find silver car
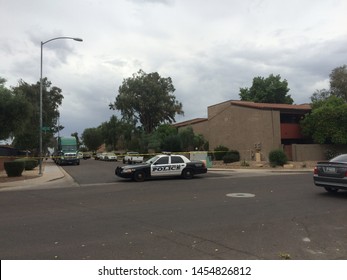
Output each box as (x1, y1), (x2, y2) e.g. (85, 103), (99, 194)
(313, 154), (347, 193)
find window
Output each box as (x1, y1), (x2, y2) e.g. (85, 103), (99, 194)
(154, 156), (169, 165)
(171, 156), (184, 164)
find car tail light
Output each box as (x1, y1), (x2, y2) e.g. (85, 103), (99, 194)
(314, 166), (318, 175)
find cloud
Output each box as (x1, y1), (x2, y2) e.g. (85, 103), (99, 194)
(127, 0), (172, 4)
(1, 0), (347, 137)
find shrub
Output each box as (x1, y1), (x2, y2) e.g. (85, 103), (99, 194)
(4, 161), (25, 177)
(14, 158), (38, 170)
(214, 145), (229, 160)
(269, 149), (288, 167)
(223, 150), (240, 163)
(324, 149), (340, 160)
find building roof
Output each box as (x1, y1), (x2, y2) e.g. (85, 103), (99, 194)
(229, 100), (311, 111)
(175, 100), (311, 128)
(173, 118), (208, 128)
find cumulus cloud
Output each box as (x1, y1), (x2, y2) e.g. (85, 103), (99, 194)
(1, 0), (347, 136)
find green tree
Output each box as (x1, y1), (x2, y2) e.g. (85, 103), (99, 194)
(0, 78), (31, 140)
(300, 96), (347, 144)
(178, 127), (195, 151)
(194, 134), (207, 151)
(110, 69), (184, 133)
(329, 64), (347, 101)
(147, 124), (177, 152)
(71, 132), (81, 149)
(99, 115), (123, 151)
(239, 74), (293, 104)
(161, 134), (182, 152)
(11, 78), (63, 152)
(81, 127), (103, 151)
(301, 65), (347, 144)
(310, 89), (331, 104)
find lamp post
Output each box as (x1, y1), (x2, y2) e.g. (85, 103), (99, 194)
(39, 36), (83, 175)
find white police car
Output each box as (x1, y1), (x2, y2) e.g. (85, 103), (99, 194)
(115, 153), (207, 182)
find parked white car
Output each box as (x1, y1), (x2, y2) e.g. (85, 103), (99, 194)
(104, 153), (117, 161)
(123, 152), (144, 164)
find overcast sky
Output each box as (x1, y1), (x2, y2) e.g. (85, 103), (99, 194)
(1, 0), (347, 137)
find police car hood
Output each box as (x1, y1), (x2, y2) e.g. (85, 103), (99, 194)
(122, 162), (150, 169)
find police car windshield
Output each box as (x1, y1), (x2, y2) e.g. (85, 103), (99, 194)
(146, 155), (160, 164)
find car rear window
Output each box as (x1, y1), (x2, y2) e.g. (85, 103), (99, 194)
(171, 156), (184, 164)
(330, 154), (347, 163)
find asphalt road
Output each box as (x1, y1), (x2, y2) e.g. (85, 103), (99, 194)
(0, 159), (346, 260)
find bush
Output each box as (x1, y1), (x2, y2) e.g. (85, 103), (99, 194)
(269, 149), (288, 167)
(214, 145), (229, 160)
(324, 149), (340, 160)
(223, 150), (240, 163)
(14, 158), (38, 170)
(4, 161), (25, 177)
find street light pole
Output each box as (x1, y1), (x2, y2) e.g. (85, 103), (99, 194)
(39, 37), (83, 175)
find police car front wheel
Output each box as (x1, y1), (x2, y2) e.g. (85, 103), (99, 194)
(133, 171), (146, 182)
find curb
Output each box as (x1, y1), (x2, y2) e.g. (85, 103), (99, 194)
(208, 168), (313, 173)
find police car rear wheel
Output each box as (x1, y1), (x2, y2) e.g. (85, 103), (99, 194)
(182, 169), (194, 179)
(133, 171), (145, 182)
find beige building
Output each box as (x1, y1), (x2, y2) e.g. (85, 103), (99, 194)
(174, 100), (311, 161)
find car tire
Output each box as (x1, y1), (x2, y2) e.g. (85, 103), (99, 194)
(133, 171), (146, 182)
(182, 168), (194, 179)
(324, 187), (339, 193)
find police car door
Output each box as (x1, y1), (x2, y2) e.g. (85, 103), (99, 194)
(151, 156), (170, 177)
(170, 155), (186, 176)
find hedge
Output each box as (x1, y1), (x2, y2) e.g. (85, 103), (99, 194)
(4, 161), (25, 177)
(223, 150), (240, 163)
(14, 158), (38, 170)
(213, 145), (229, 160)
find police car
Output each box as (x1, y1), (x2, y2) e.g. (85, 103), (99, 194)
(115, 153), (207, 182)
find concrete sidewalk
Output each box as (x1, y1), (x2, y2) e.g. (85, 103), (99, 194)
(0, 159), (67, 189)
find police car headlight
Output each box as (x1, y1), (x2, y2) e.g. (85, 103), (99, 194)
(122, 168), (135, 173)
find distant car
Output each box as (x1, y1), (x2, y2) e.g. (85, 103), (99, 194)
(123, 151), (144, 164)
(105, 153), (117, 161)
(82, 152), (92, 159)
(94, 153), (102, 160)
(56, 151), (80, 166)
(313, 154), (347, 193)
(115, 153), (207, 182)
(98, 153), (108, 160)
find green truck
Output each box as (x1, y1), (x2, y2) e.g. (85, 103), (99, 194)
(55, 137), (80, 165)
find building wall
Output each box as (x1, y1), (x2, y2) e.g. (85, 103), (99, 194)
(292, 144), (347, 161)
(207, 101), (231, 119)
(175, 101), (319, 162)
(207, 103), (282, 160)
(177, 119), (209, 137)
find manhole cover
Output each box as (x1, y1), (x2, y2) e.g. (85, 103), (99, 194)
(226, 193), (255, 198)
